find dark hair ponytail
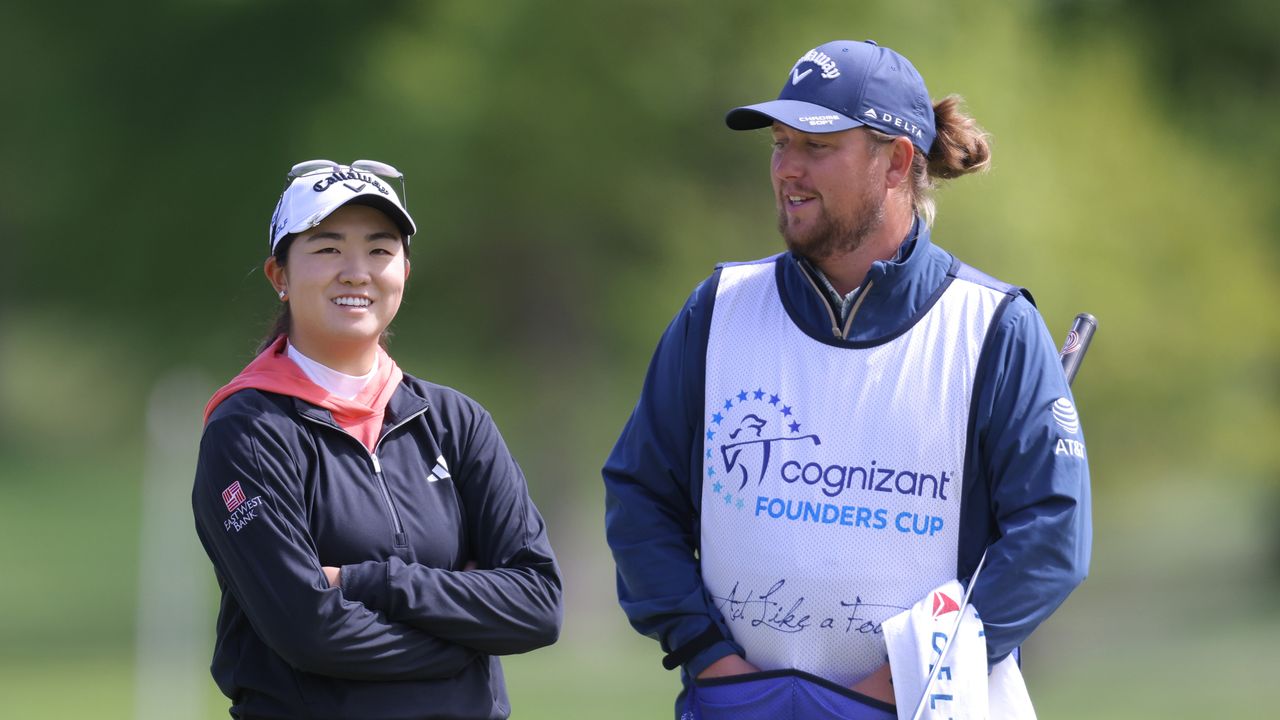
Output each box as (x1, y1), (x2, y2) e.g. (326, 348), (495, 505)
(257, 234), (296, 354)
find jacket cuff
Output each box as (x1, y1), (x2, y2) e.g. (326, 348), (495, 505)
(340, 560), (389, 614)
(662, 623), (740, 676)
(683, 640), (740, 678)
(662, 624), (723, 670)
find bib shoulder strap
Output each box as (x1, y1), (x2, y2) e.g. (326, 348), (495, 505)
(951, 259), (1035, 307)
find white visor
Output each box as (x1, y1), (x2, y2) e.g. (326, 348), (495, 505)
(268, 165), (416, 251)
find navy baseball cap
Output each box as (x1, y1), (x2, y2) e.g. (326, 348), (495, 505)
(726, 40), (936, 153)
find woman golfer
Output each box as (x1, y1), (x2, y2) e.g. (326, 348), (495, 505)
(192, 159), (562, 719)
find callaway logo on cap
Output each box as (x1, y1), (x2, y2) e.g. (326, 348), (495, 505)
(725, 39), (937, 154)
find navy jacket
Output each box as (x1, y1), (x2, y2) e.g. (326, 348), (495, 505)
(193, 375), (562, 720)
(603, 221), (1091, 683)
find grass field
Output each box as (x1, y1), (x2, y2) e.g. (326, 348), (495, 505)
(1, 450), (1272, 718)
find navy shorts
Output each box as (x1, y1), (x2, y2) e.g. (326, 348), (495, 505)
(687, 669), (896, 720)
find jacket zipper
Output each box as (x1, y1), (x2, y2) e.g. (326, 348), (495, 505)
(300, 407), (431, 548)
(797, 267), (875, 340)
(369, 453), (407, 547)
(798, 267), (843, 337)
(841, 279), (873, 338)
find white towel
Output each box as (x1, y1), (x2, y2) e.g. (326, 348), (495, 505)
(882, 580), (1036, 720)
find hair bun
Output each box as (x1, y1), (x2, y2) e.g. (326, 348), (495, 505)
(926, 95), (991, 180)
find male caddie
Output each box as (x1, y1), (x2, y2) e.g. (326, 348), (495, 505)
(603, 39), (1091, 719)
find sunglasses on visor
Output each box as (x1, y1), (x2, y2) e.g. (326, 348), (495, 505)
(285, 158), (408, 209)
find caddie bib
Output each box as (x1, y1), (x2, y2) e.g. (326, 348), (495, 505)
(700, 258), (1005, 687)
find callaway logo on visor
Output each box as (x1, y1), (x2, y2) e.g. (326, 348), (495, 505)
(310, 169), (391, 196)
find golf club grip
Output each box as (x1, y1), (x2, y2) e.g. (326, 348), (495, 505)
(1059, 313), (1097, 386)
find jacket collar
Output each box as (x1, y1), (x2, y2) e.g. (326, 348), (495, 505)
(776, 217), (956, 346)
(293, 380), (431, 434)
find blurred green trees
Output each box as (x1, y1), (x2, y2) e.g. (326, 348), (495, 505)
(5, 0), (1277, 490)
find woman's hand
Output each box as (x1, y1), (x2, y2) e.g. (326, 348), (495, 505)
(695, 654), (760, 680)
(323, 566), (341, 588)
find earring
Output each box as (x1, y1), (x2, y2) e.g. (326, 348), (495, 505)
(278, 288), (287, 300)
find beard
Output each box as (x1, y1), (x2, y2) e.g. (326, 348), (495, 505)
(777, 182), (885, 262)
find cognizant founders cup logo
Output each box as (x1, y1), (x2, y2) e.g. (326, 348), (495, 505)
(705, 385), (953, 538)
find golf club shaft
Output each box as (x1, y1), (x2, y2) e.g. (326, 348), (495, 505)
(909, 311), (1097, 720)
